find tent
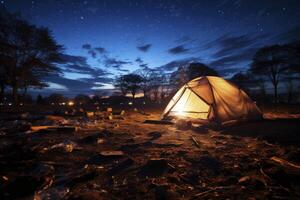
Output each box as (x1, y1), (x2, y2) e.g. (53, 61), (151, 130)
(162, 76), (262, 123)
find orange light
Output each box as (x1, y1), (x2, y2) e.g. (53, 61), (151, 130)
(68, 101), (74, 106)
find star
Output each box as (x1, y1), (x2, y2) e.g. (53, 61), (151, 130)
(80, 16), (84, 20)
(217, 10), (225, 15)
(1, 0), (5, 4)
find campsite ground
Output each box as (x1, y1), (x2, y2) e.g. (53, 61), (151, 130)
(1, 105), (300, 199)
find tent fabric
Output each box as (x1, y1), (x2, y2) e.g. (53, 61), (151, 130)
(162, 76), (262, 123)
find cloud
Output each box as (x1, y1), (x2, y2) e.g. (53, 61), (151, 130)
(137, 44), (152, 52)
(209, 47), (257, 68)
(168, 45), (189, 54)
(60, 54), (110, 76)
(82, 43), (92, 49)
(175, 35), (192, 44)
(88, 50), (97, 58)
(135, 57), (143, 64)
(104, 58), (131, 67)
(82, 44), (108, 58)
(95, 47), (107, 54)
(203, 33), (270, 72)
(60, 54), (87, 66)
(44, 75), (96, 95)
(135, 57), (149, 68)
(157, 57), (200, 72)
(56, 54), (113, 95)
(212, 35), (253, 57)
(139, 63), (148, 68)
(203, 34), (269, 58)
(103, 56), (132, 72)
(217, 67), (245, 77)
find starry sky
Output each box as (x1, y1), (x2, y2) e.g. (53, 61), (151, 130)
(2, 0), (300, 96)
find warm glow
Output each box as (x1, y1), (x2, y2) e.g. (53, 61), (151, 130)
(176, 110), (185, 116)
(68, 101), (74, 106)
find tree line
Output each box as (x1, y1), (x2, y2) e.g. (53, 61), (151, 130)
(115, 43), (300, 103)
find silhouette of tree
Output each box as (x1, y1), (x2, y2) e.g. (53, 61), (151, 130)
(251, 44), (300, 102)
(46, 93), (67, 105)
(74, 94), (91, 105)
(170, 63), (218, 88)
(230, 72), (254, 92)
(0, 65), (7, 102)
(115, 74), (142, 99)
(136, 68), (153, 99)
(36, 94), (44, 105)
(0, 9), (63, 104)
(186, 63), (218, 80)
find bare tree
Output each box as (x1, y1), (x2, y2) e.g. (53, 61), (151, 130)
(251, 44), (299, 102)
(136, 68), (153, 99)
(114, 74), (142, 99)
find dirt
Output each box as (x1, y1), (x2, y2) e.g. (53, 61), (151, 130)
(0, 109), (300, 199)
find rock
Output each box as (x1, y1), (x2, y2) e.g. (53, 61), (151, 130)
(238, 175), (266, 190)
(286, 149), (300, 164)
(175, 119), (192, 130)
(106, 158), (134, 176)
(148, 131), (162, 140)
(34, 187), (70, 200)
(2, 120), (32, 134)
(79, 132), (103, 144)
(100, 150), (124, 157)
(186, 155), (220, 174)
(86, 151), (125, 165)
(2, 176), (46, 199)
(152, 185), (181, 200)
(69, 190), (103, 200)
(33, 126), (76, 133)
(54, 170), (97, 187)
(48, 140), (78, 153)
(138, 159), (174, 178)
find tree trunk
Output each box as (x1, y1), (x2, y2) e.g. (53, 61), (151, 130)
(23, 86), (27, 96)
(274, 82), (278, 103)
(0, 83), (4, 102)
(12, 82), (18, 105)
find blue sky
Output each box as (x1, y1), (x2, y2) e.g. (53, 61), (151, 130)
(2, 0), (300, 96)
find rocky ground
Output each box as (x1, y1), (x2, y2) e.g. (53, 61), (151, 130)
(0, 109), (300, 199)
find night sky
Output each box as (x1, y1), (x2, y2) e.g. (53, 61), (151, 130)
(2, 0), (300, 96)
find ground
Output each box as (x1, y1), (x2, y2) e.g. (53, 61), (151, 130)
(0, 107), (300, 199)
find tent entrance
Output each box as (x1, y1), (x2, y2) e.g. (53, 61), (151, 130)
(168, 88), (210, 119)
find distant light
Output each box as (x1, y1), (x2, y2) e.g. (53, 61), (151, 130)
(128, 102), (133, 105)
(143, 101), (146, 104)
(8, 103), (12, 106)
(68, 101), (74, 106)
(20, 103), (23, 106)
(62, 102), (66, 106)
(51, 102), (55, 105)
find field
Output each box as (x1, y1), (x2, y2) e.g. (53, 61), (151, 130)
(0, 105), (300, 199)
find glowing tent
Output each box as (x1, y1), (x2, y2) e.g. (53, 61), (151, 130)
(162, 76), (262, 123)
